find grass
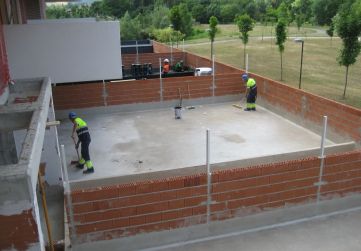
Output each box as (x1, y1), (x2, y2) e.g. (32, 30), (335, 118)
(184, 24), (361, 108)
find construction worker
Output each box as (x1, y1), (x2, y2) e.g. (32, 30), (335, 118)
(69, 112), (94, 174)
(242, 73), (257, 111)
(162, 58), (170, 76)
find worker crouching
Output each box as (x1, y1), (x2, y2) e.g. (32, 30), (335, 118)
(69, 112), (95, 174)
(242, 73), (257, 111)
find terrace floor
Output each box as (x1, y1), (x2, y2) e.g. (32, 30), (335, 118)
(58, 102), (335, 182)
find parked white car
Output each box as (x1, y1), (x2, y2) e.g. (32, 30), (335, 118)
(195, 67), (212, 76)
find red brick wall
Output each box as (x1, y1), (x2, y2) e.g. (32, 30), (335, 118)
(52, 73), (243, 110)
(0, 209), (39, 251)
(69, 150), (361, 243)
(0, 25), (10, 95)
(254, 76), (361, 143)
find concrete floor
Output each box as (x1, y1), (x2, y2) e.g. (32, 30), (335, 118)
(58, 102), (334, 181)
(149, 209), (361, 251)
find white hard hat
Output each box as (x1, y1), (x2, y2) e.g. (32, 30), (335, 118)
(164, 59), (169, 63)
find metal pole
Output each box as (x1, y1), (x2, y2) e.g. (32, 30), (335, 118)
(170, 39), (173, 66)
(212, 55), (215, 97)
(159, 58), (163, 102)
(61, 144), (77, 242)
(136, 40), (139, 64)
(316, 116), (328, 203)
(206, 129), (211, 223)
(298, 41), (304, 89)
(182, 39), (185, 52)
(245, 54), (248, 73)
(38, 172), (55, 251)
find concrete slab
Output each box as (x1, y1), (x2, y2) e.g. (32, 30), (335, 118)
(58, 102), (336, 182)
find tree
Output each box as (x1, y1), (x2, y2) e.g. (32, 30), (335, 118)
(326, 21), (334, 45)
(169, 4), (192, 37)
(275, 20), (287, 81)
(235, 14), (255, 68)
(208, 16), (218, 60)
(120, 11), (142, 40)
(292, 0), (312, 30)
(312, 0), (343, 26)
(334, 0), (361, 98)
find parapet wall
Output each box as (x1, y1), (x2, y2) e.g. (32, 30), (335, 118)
(255, 76), (361, 144)
(53, 73), (243, 110)
(70, 150), (361, 244)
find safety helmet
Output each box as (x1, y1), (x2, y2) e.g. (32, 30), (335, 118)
(68, 112), (77, 119)
(242, 73), (249, 81)
(164, 58), (169, 63)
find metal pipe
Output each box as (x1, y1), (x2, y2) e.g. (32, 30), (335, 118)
(316, 116), (328, 203)
(136, 40), (139, 64)
(206, 129), (211, 223)
(170, 38), (173, 66)
(182, 39), (185, 52)
(61, 144), (77, 242)
(212, 55), (215, 97)
(159, 58), (163, 102)
(299, 41), (304, 89)
(246, 54), (249, 73)
(38, 172), (55, 251)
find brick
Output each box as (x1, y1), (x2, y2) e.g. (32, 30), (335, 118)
(168, 177), (184, 189)
(129, 193), (161, 205)
(118, 183), (136, 197)
(168, 199), (184, 210)
(146, 213), (163, 223)
(129, 215), (146, 226)
(162, 210), (179, 221)
(178, 208), (193, 218)
(160, 191), (178, 201)
(136, 201), (168, 214)
(184, 196), (207, 207)
(176, 187), (193, 198)
(193, 206), (207, 215)
(112, 218), (129, 228)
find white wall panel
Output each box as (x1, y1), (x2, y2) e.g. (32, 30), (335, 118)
(4, 21), (122, 83)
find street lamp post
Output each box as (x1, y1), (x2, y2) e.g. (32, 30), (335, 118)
(294, 38), (304, 89)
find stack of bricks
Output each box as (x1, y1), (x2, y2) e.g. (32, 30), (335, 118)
(69, 150), (361, 243)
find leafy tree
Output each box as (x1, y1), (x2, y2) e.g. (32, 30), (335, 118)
(220, 4), (238, 23)
(207, 1), (221, 20)
(191, 3), (208, 23)
(151, 4), (171, 29)
(275, 20), (287, 80)
(235, 14), (255, 68)
(120, 11), (142, 40)
(169, 4), (192, 37)
(326, 20), (334, 45)
(208, 16), (218, 60)
(277, 2), (291, 25)
(152, 27), (185, 44)
(312, 0), (342, 26)
(292, 0), (312, 30)
(334, 0), (361, 98)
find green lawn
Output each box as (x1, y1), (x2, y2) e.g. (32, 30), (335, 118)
(185, 25), (361, 108)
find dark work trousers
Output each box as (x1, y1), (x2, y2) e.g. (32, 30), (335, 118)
(81, 139), (91, 162)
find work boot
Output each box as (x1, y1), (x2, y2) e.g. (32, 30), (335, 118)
(251, 108), (256, 111)
(75, 163), (84, 169)
(244, 108), (252, 111)
(83, 167), (95, 174)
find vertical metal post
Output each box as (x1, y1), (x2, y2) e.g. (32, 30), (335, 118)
(182, 39), (185, 52)
(170, 39), (173, 66)
(136, 40), (139, 64)
(212, 55), (215, 97)
(60, 144), (77, 242)
(159, 58), (163, 102)
(38, 172), (55, 251)
(206, 129), (211, 223)
(298, 41), (304, 89)
(246, 54), (249, 73)
(316, 116), (328, 203)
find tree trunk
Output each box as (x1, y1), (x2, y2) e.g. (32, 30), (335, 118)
(211, 41), (213, 60)
(280, 52), (283, 81)
(343, 66), (349, 99)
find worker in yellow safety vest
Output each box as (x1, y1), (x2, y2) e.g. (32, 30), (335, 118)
(242, 73), (257, 111)
(69, 112), (94, 174)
